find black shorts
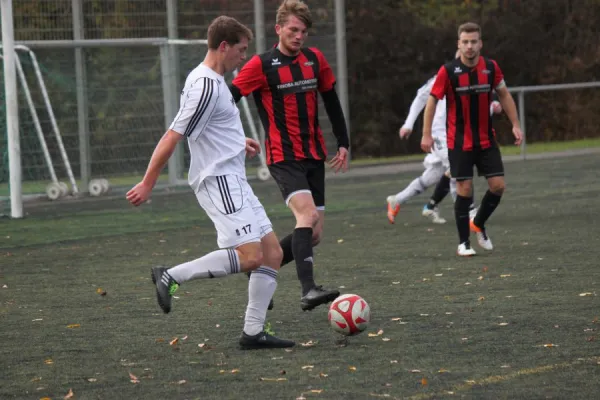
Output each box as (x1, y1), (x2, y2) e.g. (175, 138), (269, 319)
(268, 159), (325, 208)
(448, 146), (504, 181)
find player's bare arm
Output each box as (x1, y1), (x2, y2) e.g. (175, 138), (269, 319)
(399, 127), (412, 139)
(126, 129), (183, 206)
(495, 85), (523, 145)
(421, 96), (438, 153)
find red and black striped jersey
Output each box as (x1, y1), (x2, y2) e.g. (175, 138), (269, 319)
(231, 47), (336, 165)
(431, 56), (504, 151)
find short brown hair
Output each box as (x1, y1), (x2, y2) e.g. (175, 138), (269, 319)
(207, 16), (253, 50)
(458, 22), (481, 39)
(276, 0), (313, 29)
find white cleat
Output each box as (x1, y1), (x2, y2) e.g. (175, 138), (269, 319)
(470, 219), (493, 251)
(469, 206), (478, 220)
(475, 231), (493, 251)
(422, 205), (446, 224)
(386, 196), (400, 224)
(457, 242), (477, 257)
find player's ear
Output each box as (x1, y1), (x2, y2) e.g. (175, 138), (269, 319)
(275, 24), (282, 35)
(218, 41), (229, 53)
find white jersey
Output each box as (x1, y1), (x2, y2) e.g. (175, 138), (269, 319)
(402, 76), (447, 141)
(170, 63), (246, 190)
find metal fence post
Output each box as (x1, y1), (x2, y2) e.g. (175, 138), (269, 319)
(160, 44), (178, 185)
(166, 0), (183, 181)
(334, 0), (350, 158)
(518, 91), (526, 160)
(72, 0), (90, 192)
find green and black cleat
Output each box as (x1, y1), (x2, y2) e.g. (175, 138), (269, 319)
(151, 266), (179, 314)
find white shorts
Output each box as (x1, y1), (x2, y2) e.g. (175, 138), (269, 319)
(195, 175), (273, 249)
(424, 135), (450, 172)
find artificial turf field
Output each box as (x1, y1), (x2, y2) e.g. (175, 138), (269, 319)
(1, 154), (599, 399)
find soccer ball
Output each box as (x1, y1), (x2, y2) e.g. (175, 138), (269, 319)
(328, 294), (371, 336)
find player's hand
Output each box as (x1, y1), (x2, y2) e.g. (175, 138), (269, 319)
(512, 125), (523, 146)
(329, 147), (349, 173)
(245, 138), (261, 158)
(491, 101), (502, 114)
(126, 182), (153, 207)
(399, 127), (412, 139)
(421, 135), (433, 153)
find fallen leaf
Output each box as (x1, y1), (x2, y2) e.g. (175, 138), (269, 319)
(296, 397), (307, 400)
(464, 282), (472, 286)
(64, 388), (74, 399)
(96, 288), (107, 296)
(390, 360), (398, 364)
(500, 365), (511, 368)
(181, 335), (188, 341)
(319, 372), (328, 378)
(310, 389), (323, 393)
(482, 266), (489, 272)
(31, 377), (42, 382)
(66, 324), (81, 329)
(391, 317), (401, 321)
(259, 377), (287, 381)
(410, 369), (421, 373)
(392, 281), (401, 285)
(231, 369), (240, 373)
(44, 359), (53, 365)
(216, 324), (221, 328)
(543, 343), (558, 348)
(348, 366), (357, 371)
(421, 377), (428, 386)
(435, 273), (443, 277)
(420, 314), (429, 316)
(579, 292), (594, 297)
(32, 318), (43, 322)
(301, 365), (314, 370)
(155, 338), (165, 343)
(40, 398), (51, 400)
(169, 337), (179, 346)
(500, 274), (511, 278)
(586, 336), (596, 342)
(478, 276), (484, 281)
(478, 296), (485, 301)
(438, 368), (449, 373)
(337, 239), (344, 243)
(219, 370), (225, 374)
(87, 378), (97, 382)
(175, 380), (186, 385)
(129, 372), (140, 383)
(498, 322), (509, 326)
(382, 338), (391, 342)
(300, 340), (317, 347)
(280, 370), (287, 375)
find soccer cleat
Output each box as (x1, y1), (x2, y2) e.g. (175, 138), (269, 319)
(263, 321), (275, 336)
(457, 242), (477, 257)
(386, 196), (400, 224)
(300, 285), (340, 311)
(469, 206), (478, 220)
(470, 219), (493, 251)
(422, 205), (447, 224)
(151, 266), (179, 314)
(239, 330), (295, 350)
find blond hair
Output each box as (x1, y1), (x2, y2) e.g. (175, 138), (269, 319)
(276, 0), (313, 28)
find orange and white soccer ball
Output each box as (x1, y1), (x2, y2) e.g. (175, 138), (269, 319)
(328, 294), (371, 336)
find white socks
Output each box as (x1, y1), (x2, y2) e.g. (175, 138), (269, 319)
(243, 267), (278, 336)
(167, 248), (240, 284)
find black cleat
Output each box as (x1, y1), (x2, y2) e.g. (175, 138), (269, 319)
(268, 298), (274, 310)
(300, 285), (340, 311)
(239, 331), (295, 350)
(151, 266), (179, 314)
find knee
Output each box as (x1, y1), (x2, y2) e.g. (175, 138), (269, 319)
(240, 248), (264, 270)
(298, 208), (320, 228)
(490, 182), (505, 196)
(263, 243), (283, 269)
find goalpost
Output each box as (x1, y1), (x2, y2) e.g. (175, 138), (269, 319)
(1, 34), (269, 217)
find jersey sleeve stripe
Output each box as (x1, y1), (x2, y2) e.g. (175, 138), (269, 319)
(184, 77), (214, 138)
